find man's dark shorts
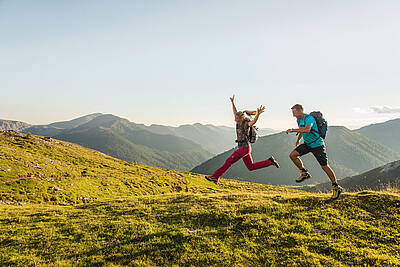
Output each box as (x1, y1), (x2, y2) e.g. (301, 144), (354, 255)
(295, 144), (328, 166)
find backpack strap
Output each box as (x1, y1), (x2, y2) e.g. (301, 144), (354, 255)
(235, 119), (250, 144)
(304, 114), (320, 137)
(303, 115), (322, 144)
(243, 119), (250, 142)
(304, 136), (321, 145)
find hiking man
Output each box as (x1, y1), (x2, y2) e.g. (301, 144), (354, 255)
(286, 104), (343, 199)
(205, 95), (279, 184)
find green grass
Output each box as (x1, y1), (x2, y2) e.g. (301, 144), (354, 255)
(1, 191), (399, 266)
(0, 131), (226, 204)
(1, 131), (400, 266)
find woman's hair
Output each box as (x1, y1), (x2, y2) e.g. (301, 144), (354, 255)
(244, 110), (257, 117)
(236, 110), (257, 119)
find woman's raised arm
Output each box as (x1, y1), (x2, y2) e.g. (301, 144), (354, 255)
(230, 95), (238, 118)
(248, 105), (265, 127)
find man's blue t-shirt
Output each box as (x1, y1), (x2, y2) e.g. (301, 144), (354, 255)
(297, 114), (325, 148)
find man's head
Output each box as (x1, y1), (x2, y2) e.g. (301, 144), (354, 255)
(291, 104), (305, 119)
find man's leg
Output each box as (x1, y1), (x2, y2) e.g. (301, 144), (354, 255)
(290, 144), (312, 182)
(289, 150), (305, 170)
(312, 147), (343, 199)
(322, 165), (343, 199)
(321, 165), (337, 184)
(311, 147), (337, 183)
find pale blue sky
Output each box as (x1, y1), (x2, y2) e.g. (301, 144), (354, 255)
(1, 0), (399, 130)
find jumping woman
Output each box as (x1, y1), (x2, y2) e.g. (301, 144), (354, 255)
(205, 95), (280, 184)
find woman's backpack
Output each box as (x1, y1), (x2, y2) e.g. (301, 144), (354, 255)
(236, 119), (258, 144)
(247, 125), (258, 143)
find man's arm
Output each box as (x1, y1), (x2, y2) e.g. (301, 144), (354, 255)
(295, 133), (302, 147)
(286, 125), (312, 134)
(287, 116), (313, 134)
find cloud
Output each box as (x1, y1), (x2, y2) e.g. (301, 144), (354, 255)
(353, 107), (372, 114)
(370, 106), (400, 114)
(354, 106), (400, 114)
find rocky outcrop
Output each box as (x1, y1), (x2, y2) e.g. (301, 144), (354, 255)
(0, 120), (30, 132)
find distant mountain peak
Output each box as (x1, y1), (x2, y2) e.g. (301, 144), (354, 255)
(48, 113), (104, 129)
(356, 117), (400, 130)
(355, 118), (400, 153)
(380, 160), (400, 173)
(0, 120), (30, 132)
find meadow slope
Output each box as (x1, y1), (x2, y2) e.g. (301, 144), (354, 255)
(1, 131), (399, 266)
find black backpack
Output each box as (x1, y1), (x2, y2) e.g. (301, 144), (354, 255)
(308, 111), (328, 139)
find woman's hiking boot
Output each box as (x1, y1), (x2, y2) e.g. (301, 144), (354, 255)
(205, 175), (219, 184)
(295, 170), (312, 183)
(331, 184), (343, 200)
(269, 156), (280, 168)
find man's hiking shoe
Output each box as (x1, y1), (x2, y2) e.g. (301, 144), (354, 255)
(295, 170), (312, 183)
(269, 156), (280, 168)
(331, 185), (343, 200)
(205, 175), (219, 184)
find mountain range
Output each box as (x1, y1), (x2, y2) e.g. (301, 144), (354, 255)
(192, 126), (400, 185)
(355, 118), (400, 153)
(0, 113), (277, 171)
(5, 114), (277, 154)
(2, 114), (399, 184)
(135, 123), (277, 154)
(26, 114), (213, 171)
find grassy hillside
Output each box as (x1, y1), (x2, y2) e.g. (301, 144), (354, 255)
(192, 126), (400, 185)
(1, 131), (400, 265)
(1, 191), (399, 265)
(0, 131), (220, 204)
(305, 160), (400, 193)
(356, 118), (400, 153)
(54, 126), (209, 172)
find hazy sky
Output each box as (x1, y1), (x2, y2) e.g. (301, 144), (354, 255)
(1, 0), (399, 130)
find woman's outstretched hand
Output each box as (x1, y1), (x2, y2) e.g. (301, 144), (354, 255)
(257, 105), (266, 115)
(230, 95), (235, 103)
